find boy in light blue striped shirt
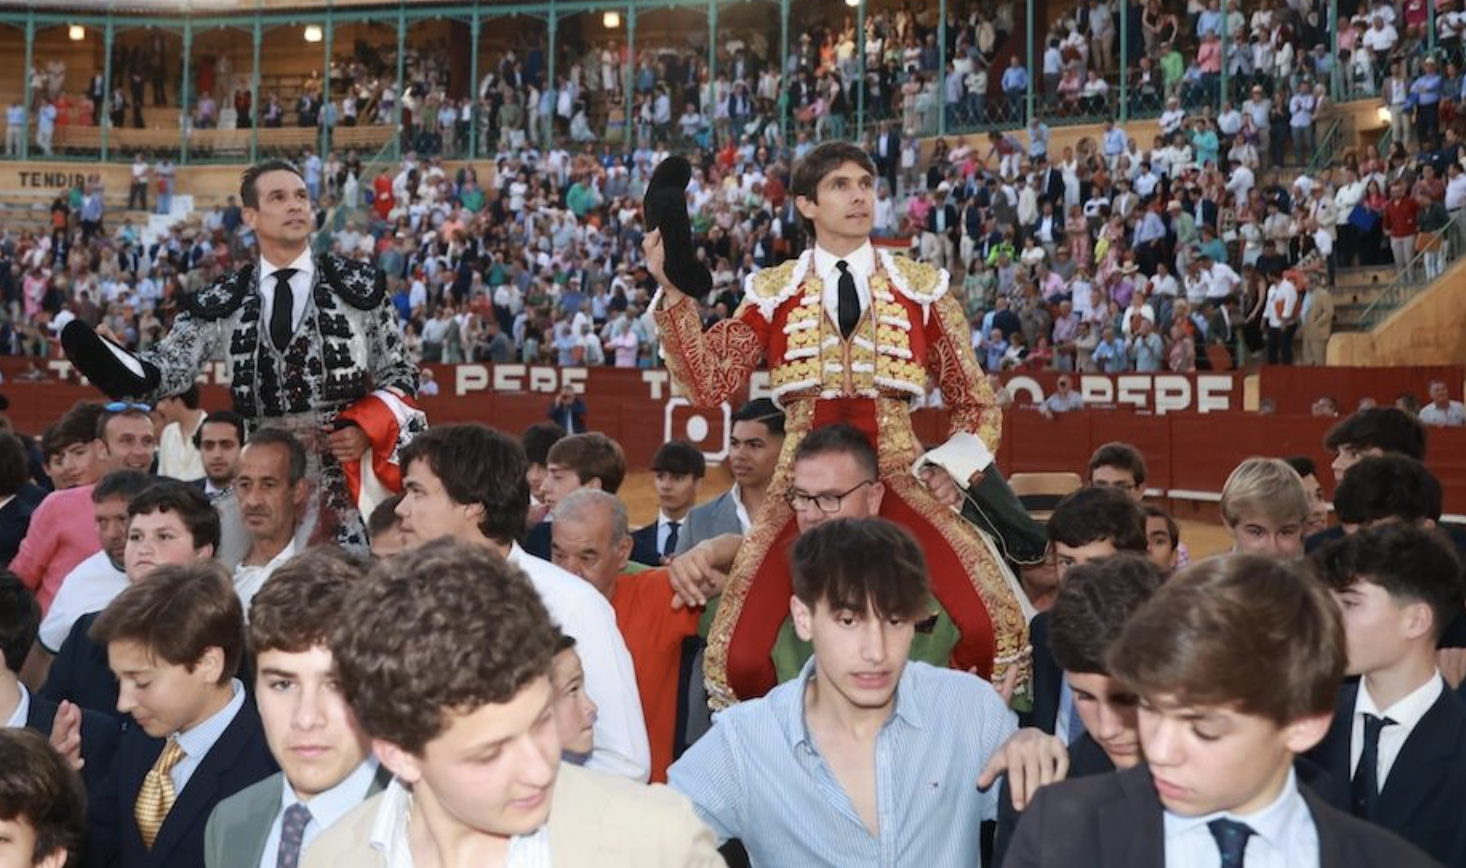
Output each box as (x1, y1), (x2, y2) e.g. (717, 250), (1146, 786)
(669, 517), (1018, 867)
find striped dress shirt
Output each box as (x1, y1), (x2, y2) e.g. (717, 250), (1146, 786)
(669, 659), (1017, 867)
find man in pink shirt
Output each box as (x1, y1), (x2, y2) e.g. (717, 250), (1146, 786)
(12, 401), (157, 612)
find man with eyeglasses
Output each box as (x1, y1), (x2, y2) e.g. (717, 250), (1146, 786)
(674, 423), (967, 683)
(60, 159), (420, 555)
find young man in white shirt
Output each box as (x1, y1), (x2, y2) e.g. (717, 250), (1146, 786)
(299, 539), (721, 867)
(1418, 379), (1466, 427)
(392, 424), (650, 781)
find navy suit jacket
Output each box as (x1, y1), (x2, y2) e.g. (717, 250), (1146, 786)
(1018, 612), (1062, 735)
(1306, 679), (1466, 868)
(40, 613), (124, 724)
(629, 522), (665, 567)
(86, 698), (278, 868)
(523, 520), (553, 560)
(25, 691), (121, 794)
(1002, 763), (1439, 868)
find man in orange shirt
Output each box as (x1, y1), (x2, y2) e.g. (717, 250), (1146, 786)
(550, 488), (701, 782)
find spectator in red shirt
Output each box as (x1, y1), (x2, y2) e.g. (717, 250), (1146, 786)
(1382, 179), (1420, 279)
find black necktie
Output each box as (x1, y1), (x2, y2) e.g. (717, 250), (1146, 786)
(269, 268), (297, 352)
(663, 521), (681, 558)
(1352, 713), (1396, 818)
(836, 260), (860, 339)
(1206, 818), (1255, 868)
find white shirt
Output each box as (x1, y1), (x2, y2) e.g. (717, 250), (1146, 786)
(507, 544), (650, 781)
(233, 539), (300, 614)
(158, 415), (206, 481)
(38, 551), (127, 653)
(812, 241), (874, 328)
(1265, 280), (1299, 327)
(367, 777), (551, 868)
(1419, 400), (1466, 427)
(3, 683), (30, 729)
(258, 248), (317, 337)
(1351, 673), (1445, 787)
(1163, 769), (1319, 868)
(256, 760), (380, 868)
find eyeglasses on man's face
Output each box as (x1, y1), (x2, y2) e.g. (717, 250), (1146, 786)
(783, 480), (876, 514)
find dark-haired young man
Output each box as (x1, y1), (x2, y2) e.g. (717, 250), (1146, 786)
(994, 555), (1164, 864)
(204, 549), (386, 868)
(300, 539), (722, 866)
(631, 439), (706, 565)
(86, 561), (277, 868)
(15, 402), (157, 613)
(41, 481), (221, 721)
(1026, 486), (1148, 740)
(523, 432), (628, 560)
(193, 411), (245, 499)
(1308, 524), (1466, 867)
(648, 142), (1029, 706)
(669, 518), (1018, 866)
(1308, 408), (1432, 554)
(61, 159), (420, 554)
(674, 399), (785, 556)
(392, 424), (650, 781)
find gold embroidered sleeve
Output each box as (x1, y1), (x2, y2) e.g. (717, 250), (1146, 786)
(654, 295), (768, 409)
(926, 292), (1003, 454)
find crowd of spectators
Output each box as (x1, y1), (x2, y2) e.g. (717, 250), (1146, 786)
(5, 0), (1466, 385)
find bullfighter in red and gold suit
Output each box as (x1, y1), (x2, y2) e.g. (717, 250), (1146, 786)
(644, 142), (1032, 710)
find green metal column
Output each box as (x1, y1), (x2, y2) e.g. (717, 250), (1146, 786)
(856, 0), (865, 141)
(1119, 0), (1128, 121)
(1219, 0), (1228, 106)
(547, 7), (557, 149)
(938, 0), (947, 135)
(1428, 0), (1436, 53)
(182, 21), (194, 165)
(321, 10), (333, 160)
(1025, 0), (1034, 125)
(21, 10), (34, 160)
(250, 16), (261, 162)
(394, 7), (406, 160)
(624, 4), (636, 148)
(101, 18), (115, 160)
(1329, 0), (1340, 100)
(779, 0), (789, 143)
(469, 12), (480, 157)
(708, 2), (718, 92)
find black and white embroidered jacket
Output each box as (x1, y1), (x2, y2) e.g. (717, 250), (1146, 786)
(134, 253), (418, 418)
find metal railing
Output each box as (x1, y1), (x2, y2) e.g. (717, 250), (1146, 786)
(1306, 117), (1343, 177)
(1356, 210), (1462, 331)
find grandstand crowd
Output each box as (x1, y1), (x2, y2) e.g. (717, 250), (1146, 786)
(1, 1), (1466, 861)
(6, 0), (1466, 377)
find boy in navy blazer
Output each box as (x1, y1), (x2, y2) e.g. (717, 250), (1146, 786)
(1308, 523), (1466, 867)
(1006, 555), (1437, 868)
(85, 560), (277, 868)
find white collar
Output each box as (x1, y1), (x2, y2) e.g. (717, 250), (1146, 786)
(812, 241), (875, 286)
(1164, 767), (1308, 850)
(1357, 671), (1444, 733)
(259, 248), (315, 285)
(2, 682), (30, 729)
